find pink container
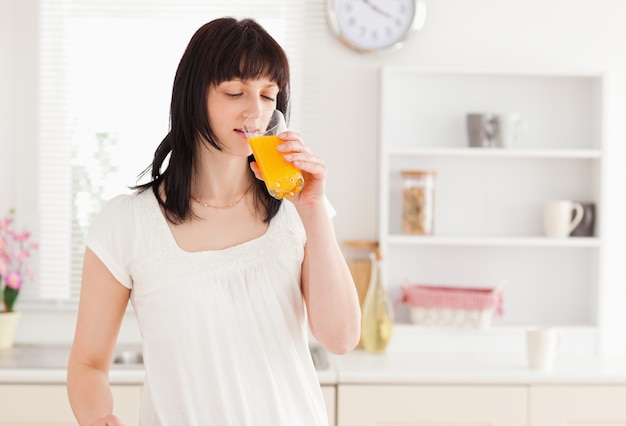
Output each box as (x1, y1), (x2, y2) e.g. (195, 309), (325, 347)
(400, 284), (503, 329)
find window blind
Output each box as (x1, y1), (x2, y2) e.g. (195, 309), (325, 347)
(34, 0), (323, 306)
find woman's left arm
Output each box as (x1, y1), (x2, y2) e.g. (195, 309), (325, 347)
(298, 201), (361, 354)
(276, 131), (361, 354)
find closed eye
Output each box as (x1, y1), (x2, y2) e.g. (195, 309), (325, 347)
(226, 93), (243, 98)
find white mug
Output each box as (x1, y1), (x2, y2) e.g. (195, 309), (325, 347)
(494, 113), (526, 148)
(543, 200), (584, 238)
(527, 327), (561, 371)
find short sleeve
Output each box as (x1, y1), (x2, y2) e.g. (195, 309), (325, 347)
(85, 193), (138, 289)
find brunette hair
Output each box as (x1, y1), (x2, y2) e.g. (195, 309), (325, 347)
(135, 17), (290, 224)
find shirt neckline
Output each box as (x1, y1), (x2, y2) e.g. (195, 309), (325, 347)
(144, 190), (278, 255)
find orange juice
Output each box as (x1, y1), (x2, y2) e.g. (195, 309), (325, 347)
(248, 135), (304, 199)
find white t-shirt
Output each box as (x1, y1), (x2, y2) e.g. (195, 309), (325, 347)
(86, 189), (328, 426)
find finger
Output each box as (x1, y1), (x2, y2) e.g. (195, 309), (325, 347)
(91, 414), (124, 426)
(277, 140), (307, 154)
(104, 414), (124, 426)
(287, 155), (327, 178)
(277, 130), (302, 141)
(284, 152), (324, 167)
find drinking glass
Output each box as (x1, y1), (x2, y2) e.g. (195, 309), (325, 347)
(243, 109), (304, 199)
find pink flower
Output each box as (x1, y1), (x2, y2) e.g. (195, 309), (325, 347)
(5, 270), (23, 290)
(0, 218), (11, 230)
(0, 210), (38, 311)
(14, 249), (30, 262)
(16, 232), (31, 242)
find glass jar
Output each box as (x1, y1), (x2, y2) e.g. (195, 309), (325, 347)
(401, 170), (436, 235)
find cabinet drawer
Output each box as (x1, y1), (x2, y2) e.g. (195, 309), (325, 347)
(530, 385), (626, 426)
(0, 384), (141, 425)
(337, 384), (527, 426)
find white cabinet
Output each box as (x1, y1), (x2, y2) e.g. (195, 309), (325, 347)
(0, 384), (141, 425)
(336, 384), (527, 426)
(378, 67), (624, 351)
(530, 385), (626, 425)
(0, 383), (334, 425)
(337, 383), (626, 426)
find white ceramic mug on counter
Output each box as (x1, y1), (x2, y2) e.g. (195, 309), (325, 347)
(543, 200), (584, 238)
(527, 327), (561, 371)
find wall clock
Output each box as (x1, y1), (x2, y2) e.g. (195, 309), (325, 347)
(327, 0), (426, 54)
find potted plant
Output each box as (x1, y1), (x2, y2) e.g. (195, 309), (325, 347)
(0, 209), (38, 349)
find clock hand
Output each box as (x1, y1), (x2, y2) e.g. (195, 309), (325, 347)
(362, 0), (393, 19)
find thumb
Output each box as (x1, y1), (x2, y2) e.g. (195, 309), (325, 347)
(249, 162), (264, 182)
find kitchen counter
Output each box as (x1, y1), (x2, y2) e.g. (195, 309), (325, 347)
(328, 350), (626, 385)
(3, 327), (626, 386)
(0, 344), (145, 384)
(0, 343), (337, 385)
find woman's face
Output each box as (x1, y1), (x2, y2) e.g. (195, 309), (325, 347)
(206, 77), (279, 157)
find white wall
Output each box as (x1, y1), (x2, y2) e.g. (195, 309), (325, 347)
(3, 0), (626, 241)
(0, 0), (17, 214)
(314, 0), (626, 242)
(0, 0), (38, 219)
(2, 0), (626, 345)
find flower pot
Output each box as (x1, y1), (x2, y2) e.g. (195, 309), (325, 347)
(0, 311), (21, 349)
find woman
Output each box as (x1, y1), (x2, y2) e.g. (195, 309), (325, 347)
(67, 17), (361, 426)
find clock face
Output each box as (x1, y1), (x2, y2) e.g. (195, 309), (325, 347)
(328, 0), (422, 53)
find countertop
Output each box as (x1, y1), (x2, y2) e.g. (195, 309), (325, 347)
(0, 344), (146, 384)
(328, 350), (626, 385)
(0, 344), (338, 385)
(3, 331), (626, 386)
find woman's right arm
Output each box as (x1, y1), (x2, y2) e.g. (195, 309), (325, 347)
(67, 248), (131, 426)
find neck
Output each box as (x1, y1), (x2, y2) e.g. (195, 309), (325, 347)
(192, 150), (251, 205)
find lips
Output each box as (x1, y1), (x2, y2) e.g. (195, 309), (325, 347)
(239, 125), (258, 133)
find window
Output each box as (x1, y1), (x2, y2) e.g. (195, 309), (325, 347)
(31, 0), (315, 306)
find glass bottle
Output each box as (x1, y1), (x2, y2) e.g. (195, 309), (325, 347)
(360, 248), (394, 353)
(401, 170), (436, 235)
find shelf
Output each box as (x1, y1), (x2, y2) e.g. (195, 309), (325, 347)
(387, 147), (602, 159)
(386, 324), (599, 356)
(392, 323), (598, 336)
(377, 68), (618, 351)
(386, 235), (601, 248)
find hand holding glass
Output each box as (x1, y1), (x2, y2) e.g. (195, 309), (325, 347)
(243, 110), (304, 199)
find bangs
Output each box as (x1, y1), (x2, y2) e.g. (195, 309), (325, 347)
(208, 22), (289, 89)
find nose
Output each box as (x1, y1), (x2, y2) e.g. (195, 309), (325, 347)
(242, 108), (262, 131)
(243, 108), (261, 120)
(242, 97), (266, 119)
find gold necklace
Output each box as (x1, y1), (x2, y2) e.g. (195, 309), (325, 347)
(192, 185), (251, 209)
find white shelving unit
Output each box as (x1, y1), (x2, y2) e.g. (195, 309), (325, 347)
(378, 67), (614, 353)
